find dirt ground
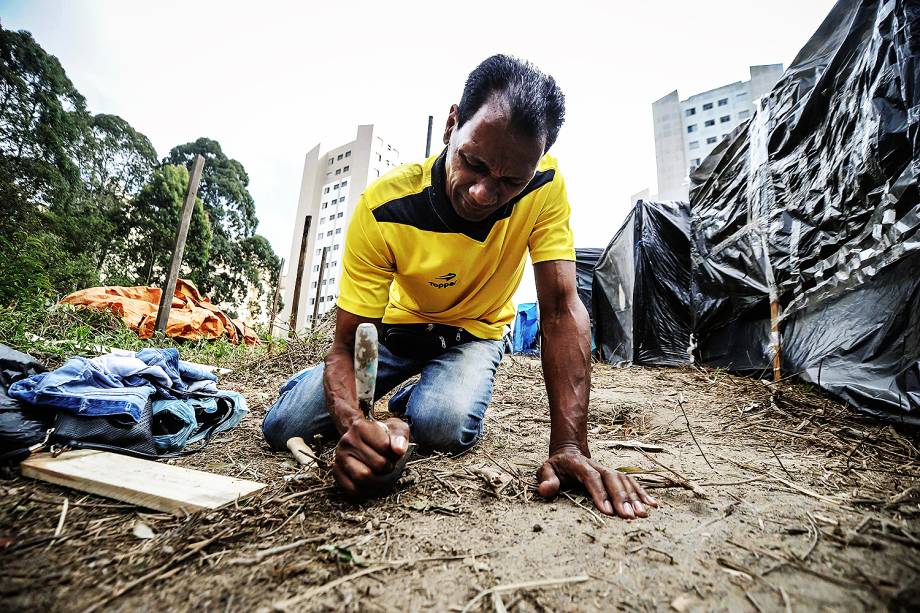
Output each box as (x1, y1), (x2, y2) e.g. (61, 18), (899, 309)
(1, 351), (919, 612)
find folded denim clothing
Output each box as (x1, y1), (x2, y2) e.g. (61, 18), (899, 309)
(9, 348), (223, 422)
(9, 356), (155, 421)
(152, 391), (248, 453)
(151, 398), (198, 453)
(187, 391), (247, 445)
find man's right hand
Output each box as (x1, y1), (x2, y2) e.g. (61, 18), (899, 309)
(332, 417), (410, 497)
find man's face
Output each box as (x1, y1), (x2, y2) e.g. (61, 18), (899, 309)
(442, 96), (546, 222)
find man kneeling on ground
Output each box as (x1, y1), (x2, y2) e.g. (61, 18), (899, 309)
(263, 54), (657, 520)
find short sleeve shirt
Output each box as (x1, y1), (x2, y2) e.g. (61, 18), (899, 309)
(337, 150), (575, 339)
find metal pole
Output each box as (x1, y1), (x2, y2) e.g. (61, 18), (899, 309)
(154, 154), (205, 336)
(425, 115), (433, 157)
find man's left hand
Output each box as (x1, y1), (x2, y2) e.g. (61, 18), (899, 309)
(537, 447), (658, 519)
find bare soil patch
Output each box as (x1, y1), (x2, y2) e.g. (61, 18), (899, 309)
(2, 351), (918, 612)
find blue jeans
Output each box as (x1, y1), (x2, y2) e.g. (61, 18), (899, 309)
(262, 339), (504, 454)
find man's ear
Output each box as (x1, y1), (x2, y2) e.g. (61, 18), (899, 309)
(443, 104), (459, 145)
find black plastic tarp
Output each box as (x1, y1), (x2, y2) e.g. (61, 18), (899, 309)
(575, 247), (602, 323)
(0, 344), (50, 454)
(690, 0), (920, 423)
(593, 200), (692, 366)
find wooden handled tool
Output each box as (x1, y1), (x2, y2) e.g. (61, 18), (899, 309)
(355, 323), (415, 488)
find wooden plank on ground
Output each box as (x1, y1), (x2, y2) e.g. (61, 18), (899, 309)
(21, 450), (266, 515)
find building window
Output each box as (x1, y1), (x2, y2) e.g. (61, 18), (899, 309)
(335, 169), (341, 175)
(319, 296), (324, 302)
(324, 187), (330, 194)
(685, 108), (696, 116)
(333, 183), (339, 189)
(310, 298), (315, 305)
(313, 265), (319, 272)
(343, 165), (349, 172)
(333, 244), (340, 251)
(687, 124), (697, 133)
(328, 158), (333, 165)
(311, 282), (317, 288)
(706, 136), (717, 144)
(341, 179), (348, 186)
(377, 153), (382, 162)
(702, 102), (713, 110)
(316, 249), (321, 255)
(718, 98), (728, 106)
(326, 230), (333, 237)
(689, 141), (700, 150)
(322, 203), (328, 209)
(720, 115), (730, 123)
(335, 228), (342, 234)
(337, 154), (343, 161)
(739, 110), (751, 119)
(345, 150), (351, 158)
(337, 212), (343, 218)
(705, 119), (715, 127)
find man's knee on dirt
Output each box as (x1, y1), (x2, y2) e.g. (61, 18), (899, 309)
(407, 403), (484, 455)
(261, 364), (328, 452)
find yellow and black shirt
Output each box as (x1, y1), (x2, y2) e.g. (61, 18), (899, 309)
(337, 150), (575, 340)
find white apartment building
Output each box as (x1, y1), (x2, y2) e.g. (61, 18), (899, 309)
(277, 124), (400, 333)
(652, 64), (784, 201)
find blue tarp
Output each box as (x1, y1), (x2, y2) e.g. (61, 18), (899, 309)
(512, 302), (539, 355)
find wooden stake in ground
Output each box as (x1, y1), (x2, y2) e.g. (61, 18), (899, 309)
(154, 154), (205, 336)
(311, 246), (328, 328)
(268, 257), (284, 336)
(288, 216), (313, 335)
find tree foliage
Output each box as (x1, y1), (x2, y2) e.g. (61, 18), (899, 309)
(165, 139), (279, 306)
(0, 22), (279, 318)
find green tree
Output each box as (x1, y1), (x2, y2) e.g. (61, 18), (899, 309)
(76, 113), (158, 271)
(125, 164), (211, 287)
(0, 25), (87, 213)
(0, 24), (98, 303)
(164, 138), (278, 306)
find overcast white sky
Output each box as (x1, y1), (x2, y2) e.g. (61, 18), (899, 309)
(3, 0), (835, 302)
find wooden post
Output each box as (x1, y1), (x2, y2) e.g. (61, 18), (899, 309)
(770, 298), (782, 382)
(268, 257), (284, 336)
(288, 216), (312, 336)
(311, 247), (328, 327)
(154, 154), (205, 336)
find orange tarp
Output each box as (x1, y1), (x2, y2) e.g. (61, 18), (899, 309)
(61, 279), (259, 345)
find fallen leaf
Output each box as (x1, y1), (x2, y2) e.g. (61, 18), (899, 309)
(132, 520), (154, 540)
(670, 593), (696, 612)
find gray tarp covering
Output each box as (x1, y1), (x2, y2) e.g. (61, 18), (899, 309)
(593, 200), (691, 365)
(690, 0), (920, 423)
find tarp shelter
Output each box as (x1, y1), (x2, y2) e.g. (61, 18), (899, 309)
(61, 279), (259, 345)
(512, 302), (539, 355)
(690, 0), (920, 423)
(593, 200), (691, 366)
(575, 248), (602, 324)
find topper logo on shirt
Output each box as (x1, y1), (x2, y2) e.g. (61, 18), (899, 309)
(428, 272), (457, 288)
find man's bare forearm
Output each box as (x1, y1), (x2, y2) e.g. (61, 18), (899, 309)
(323, 309), (382, 435)
(323, 347), (362, 434)
(541, 299), (592, 456)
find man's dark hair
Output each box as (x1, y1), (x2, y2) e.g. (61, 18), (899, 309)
(457, 54), (565, 152)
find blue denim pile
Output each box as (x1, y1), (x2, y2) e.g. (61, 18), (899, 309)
(9, 348), (247, 453)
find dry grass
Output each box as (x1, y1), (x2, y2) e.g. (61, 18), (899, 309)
(1, 331), (918, 612)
